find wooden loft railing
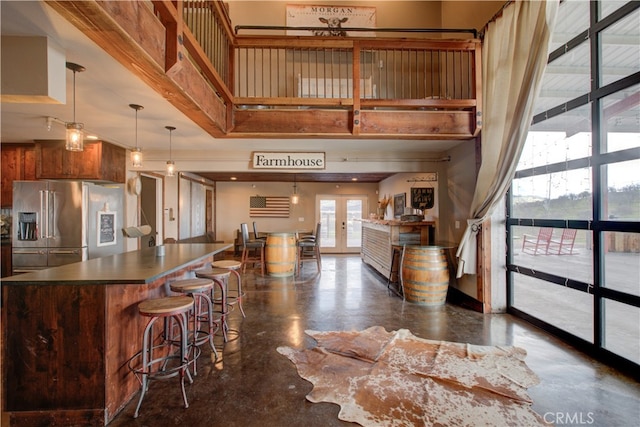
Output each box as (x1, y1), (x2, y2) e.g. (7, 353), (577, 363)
(47, 0), (482, 139)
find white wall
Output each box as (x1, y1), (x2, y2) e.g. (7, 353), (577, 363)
(444, 140), (478, 298)
(215, 181), (379, 243)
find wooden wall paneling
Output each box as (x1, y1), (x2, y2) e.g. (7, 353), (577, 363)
(4, 284), (105, 412)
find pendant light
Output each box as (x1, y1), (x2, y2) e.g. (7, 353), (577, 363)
(165, 126), (176, 177)
(129, 104), (144, 168)
(65, 62), (86, 151)
(291, 174), (300, 205)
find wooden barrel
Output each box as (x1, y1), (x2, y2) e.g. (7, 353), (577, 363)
(400, 246), (449, 306)
(265, 233), (297, 277)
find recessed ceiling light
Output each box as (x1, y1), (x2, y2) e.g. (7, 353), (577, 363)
(230, 176), (237, 180)
(351, 177), (358, 181)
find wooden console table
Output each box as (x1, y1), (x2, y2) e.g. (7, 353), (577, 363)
(361, 219), (436, 279)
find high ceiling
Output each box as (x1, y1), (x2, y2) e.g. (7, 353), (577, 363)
(0, 1), (475, 183)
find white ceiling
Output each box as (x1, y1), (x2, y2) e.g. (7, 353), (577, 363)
(0, 1), (464, 178)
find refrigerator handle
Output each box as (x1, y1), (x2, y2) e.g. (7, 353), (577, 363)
(40, 190), (47, 239)
(49, 190), (56, 238)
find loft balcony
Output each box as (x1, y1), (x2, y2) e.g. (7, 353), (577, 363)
(47, 0), (482, 141)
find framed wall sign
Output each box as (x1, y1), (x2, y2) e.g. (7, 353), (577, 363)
(393, 193), (405, 218)
(252, 152), (325, 170)
(411, 188), (435, 210)
(97, 211), (116, 247)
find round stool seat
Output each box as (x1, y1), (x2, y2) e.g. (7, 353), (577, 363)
(132, 295), (194, 418)
(170, 278), (214, 294)
(195, 267), (231, 280)
(138, 296), (193, 316)
(210, 259), (246, 322)
(212, 260), (242, 270)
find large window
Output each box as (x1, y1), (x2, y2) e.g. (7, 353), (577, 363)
(507, 1), (640, 371)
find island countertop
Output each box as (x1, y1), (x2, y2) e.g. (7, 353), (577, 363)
(1, 242), (231, 285)
(2, 242), (232, 426)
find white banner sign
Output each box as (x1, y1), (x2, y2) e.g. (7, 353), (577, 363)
(252, 152), (326, 170)
(286, 4), (376, 37)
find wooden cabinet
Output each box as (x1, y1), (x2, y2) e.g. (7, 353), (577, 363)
(1, 241), (11, 277)
(1, 144), (36, 207)
(35, 140), (126, 183)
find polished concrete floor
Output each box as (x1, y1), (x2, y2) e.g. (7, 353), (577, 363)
(109, 255), (640, 426)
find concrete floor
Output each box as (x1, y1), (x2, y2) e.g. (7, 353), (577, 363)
(108, 255), (640, 426)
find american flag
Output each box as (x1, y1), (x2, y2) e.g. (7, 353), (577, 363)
(250, 196), (290, 217)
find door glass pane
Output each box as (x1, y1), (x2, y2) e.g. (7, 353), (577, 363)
(600, 10), (640, 87)
(511, 168), (593, 220)
(512, 272), (594, 342)
(549, 0), (589, 52)
(522, 106), (593, 170)
(346, 199), (363, 247)
(601, 84), (640, 153)
(603, 298), (640, 364)
(319, 199), (335, 248)
(512, 226), (593, 284)
(603, 232), (640, 297)
(600, 1), (630, 21)
(534, 41), (590, 115)
(602, 160), (640, 221)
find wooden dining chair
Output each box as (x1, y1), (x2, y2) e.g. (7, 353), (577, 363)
(241, 223), (265, 274)
(297, 222), (321, 274)
(253, 221), (267, 241)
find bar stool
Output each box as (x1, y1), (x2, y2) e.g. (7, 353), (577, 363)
(388, 245), (404, 297)
(130, 295), (194, 418)
(169, 278), (218, 366)
(211, 260), (246, 318)
(194, 267), (232, 341)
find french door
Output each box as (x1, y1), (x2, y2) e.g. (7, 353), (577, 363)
(317, 195), (367, 253)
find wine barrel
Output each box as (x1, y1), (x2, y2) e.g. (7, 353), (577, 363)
(400, 246), (449, 306)
(265, 233), (297, 277)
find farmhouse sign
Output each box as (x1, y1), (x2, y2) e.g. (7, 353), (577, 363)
(252, 152), (326, 170)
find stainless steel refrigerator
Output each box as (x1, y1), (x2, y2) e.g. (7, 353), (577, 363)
(12, 180), (125, 273)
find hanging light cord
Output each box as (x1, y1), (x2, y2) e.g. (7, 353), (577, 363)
(134, 108), (138, 149)
(72, 69), (77, 123)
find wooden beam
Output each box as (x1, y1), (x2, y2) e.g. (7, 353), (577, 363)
(46, 0), (227, 137)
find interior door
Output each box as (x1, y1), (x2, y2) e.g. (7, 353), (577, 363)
(140, 175), (157, 247)
(317, 195), (367, 253)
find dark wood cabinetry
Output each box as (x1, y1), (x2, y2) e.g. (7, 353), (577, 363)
(1, 241), (11, 277)
(35, 140), (126, 183)
(1, 144), (36, 207)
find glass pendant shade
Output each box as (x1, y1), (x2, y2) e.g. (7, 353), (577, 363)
(129, 104), (144, 167)
(131, 148), (143, 168)
(65, 122), (84, 151)
(291, 179), (299, 204)
(65, 62), (85, 152)
(166, 160), (176, 177)
(165, 126), (176, 177)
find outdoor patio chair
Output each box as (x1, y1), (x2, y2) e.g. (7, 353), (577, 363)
(521, 227), (553, 255)
(547, 229), (577, 255)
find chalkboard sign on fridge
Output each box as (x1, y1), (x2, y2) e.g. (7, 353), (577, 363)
(97, 211), (117, 247)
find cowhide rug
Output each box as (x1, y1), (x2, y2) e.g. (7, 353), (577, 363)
(277, 326), (549, 426)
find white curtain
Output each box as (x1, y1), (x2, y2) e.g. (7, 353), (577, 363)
(456, 0), (559, 277)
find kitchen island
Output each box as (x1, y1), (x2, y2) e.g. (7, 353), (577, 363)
(1, 243), (231, 426)
(361, 219), (436, 279)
